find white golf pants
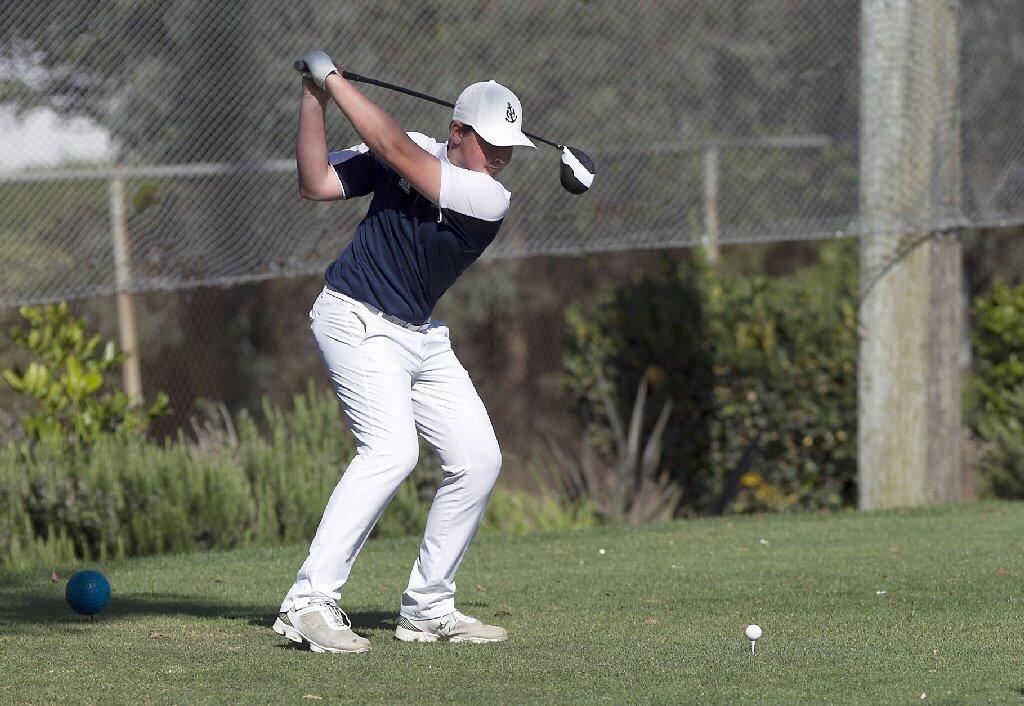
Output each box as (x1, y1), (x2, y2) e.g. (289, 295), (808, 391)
(280, 287), (501, 620)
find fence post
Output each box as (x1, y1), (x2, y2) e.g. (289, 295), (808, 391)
(108, 167), (142, 405)
(858, 0), (962, 509)
(702, 146), (721, 268)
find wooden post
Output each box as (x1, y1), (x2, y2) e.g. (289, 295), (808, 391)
(702, 146), (721, 268)
(108, 167), (142, 405)
(858, 0), (962, 509)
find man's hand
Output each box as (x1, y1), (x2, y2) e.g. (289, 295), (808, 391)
(295, 49), (339, 90)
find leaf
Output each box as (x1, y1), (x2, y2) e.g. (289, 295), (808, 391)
(594, 374), (624, 446)
(640, 399), (674, 481)
(83, 372), (103, 394)
(25, 362), (50, 397)
(3, 369), (25, 392)
(625, 375), (648, 476)
(147, 392), (171, 418)
(83, 334), (101, 358)
(65, 358), (83, 379)
(65, 356), (85, 390)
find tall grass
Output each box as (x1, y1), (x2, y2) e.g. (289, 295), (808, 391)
(0, 382), (592, 570)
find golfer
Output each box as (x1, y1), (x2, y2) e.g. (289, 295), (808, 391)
(273, 50), (534, 653)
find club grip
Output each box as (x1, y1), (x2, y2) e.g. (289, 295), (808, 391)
(293, 59), (309, 73)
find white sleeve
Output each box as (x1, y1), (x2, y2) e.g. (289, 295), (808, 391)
(439, 162), (510, 222)
(327, 133), (449, 201)
(329, 133), (435, 163)
(407, 132), (441, 153)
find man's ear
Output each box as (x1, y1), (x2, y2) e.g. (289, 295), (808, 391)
(450, 120), (473, 145)
(450, 121), (467, 146)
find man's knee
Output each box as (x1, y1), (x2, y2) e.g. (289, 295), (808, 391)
(435, 430), (501, 491)
(363, 429), (420, 472)
(479, 436), (502, 479)
(466, 435), (502, 492)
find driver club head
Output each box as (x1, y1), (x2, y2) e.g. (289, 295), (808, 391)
(559, 146), (595, 195)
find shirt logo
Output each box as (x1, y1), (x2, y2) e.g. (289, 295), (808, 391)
(505, 102), (517, 123)
(398, 177), (411, 193)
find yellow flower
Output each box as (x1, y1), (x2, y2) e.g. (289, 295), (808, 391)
(740, 472), (762, 487)
(645, 366), (666, 386)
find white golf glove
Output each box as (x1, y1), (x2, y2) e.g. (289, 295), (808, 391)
(296, 49), (339, 90)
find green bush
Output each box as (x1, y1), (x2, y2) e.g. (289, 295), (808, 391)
(972, 281), (1024, 416)
(2, 303), (168, 448)
(564, 243), (858, 515)
(706, 245), (858, 512)
(563, 266), (714, 511)
(1, 381), (593, 569)
(974, 386), (1024, 498)
(971, 281), (1024, 498)
(482, 481), (597, 535)
(234, 384), (356, 545)
(0, 435), (250, 565)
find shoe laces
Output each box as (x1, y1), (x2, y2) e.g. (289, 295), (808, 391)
(448, 609), (477, 626)
(310, 599), (351, 630)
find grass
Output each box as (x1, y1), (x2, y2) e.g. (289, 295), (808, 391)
(2, 502), (1024, 704)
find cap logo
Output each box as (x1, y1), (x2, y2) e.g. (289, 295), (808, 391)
(505, 102), (517, 123)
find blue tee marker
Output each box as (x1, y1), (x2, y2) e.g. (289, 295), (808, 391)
(65, 570), (111, 616)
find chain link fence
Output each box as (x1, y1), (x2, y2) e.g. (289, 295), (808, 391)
(1, 1), (1023, 464)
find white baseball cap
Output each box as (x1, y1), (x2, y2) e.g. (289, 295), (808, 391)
(452, 80), (536, 149)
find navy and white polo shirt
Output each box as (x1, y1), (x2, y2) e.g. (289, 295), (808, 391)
(323, 132), (510, 325)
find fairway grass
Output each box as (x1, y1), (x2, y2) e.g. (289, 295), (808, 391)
(2, 502), (1023, 704)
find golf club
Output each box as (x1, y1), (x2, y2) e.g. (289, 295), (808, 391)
(294, 60), (595, 195)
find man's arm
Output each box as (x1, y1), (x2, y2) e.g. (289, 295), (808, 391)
(322, 73), (441, 205)
(296, 79), (345, 201)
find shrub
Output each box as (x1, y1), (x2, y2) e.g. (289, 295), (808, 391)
(2, 303), (168, 448)
(481, 480), (597, 534)
(705, 244), (858, 512)
(1, 381), (594, 569)
(563, 260), (715, 513)
(563, 242), (858, 515)
(974, 386), (1024, 498)
(971, 281), (1024, 498)
(972, 281), (1024, 417)
(544, 375), (679, 524)
(233, 384), (357, 545)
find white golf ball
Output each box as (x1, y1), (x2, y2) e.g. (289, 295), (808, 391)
(745, 624), (762, 641)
